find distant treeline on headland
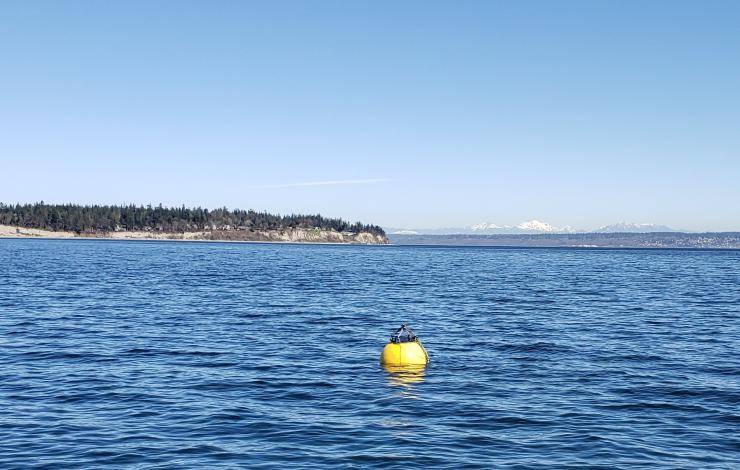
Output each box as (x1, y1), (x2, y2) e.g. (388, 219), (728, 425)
(0, 202), (385, 236)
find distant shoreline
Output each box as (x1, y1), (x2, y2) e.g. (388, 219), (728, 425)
(0, 224), (388, 245)
(0, 235), (390, 247)
(3, 233), (739, 251)
(4, 225), (739, 250)
(388, 233), (740, 250)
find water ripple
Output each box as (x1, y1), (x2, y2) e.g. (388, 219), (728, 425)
(1, 240), (739, 468)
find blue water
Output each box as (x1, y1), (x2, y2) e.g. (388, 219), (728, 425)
(1, 239), (739, 469)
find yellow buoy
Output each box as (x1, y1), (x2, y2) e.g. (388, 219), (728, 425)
(380, 324), (429, 366)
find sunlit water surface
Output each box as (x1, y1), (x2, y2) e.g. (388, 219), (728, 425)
(1, 239), (739, 468)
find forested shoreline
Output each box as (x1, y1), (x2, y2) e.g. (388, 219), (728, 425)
(0, 202), (385, 237)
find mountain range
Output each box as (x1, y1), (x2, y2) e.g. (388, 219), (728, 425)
(388, 220), (681, 235)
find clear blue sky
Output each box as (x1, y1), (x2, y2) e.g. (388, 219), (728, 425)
(2, 1), (739, 231)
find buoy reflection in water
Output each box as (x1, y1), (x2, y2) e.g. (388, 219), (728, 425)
(383, 364), (426, 398)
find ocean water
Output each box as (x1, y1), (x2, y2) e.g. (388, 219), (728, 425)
(1, 239), (739, 469)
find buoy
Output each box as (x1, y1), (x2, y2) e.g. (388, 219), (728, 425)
(380, 323), (429, 366)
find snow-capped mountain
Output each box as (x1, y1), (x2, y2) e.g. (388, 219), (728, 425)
(471, 219), (576, 234)
(594, 222), (678, 233)
(386, 220), (679, 236)
(470, 222), (507, 231)
(516, 219), (575, 233)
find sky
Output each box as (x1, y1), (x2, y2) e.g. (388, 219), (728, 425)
(1, 1), (739, 231)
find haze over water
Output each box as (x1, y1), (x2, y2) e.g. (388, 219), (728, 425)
(1, 239), (739, 468)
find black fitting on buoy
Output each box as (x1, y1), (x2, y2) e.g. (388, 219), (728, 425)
(390, 323), (417, 343)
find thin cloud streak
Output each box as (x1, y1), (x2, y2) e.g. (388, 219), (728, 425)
(251, 178), (393, 189)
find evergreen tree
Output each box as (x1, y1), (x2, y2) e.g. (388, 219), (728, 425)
(0, 202), (385, 236)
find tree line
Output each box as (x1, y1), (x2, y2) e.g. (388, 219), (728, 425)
(0, 202), (385, 236)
